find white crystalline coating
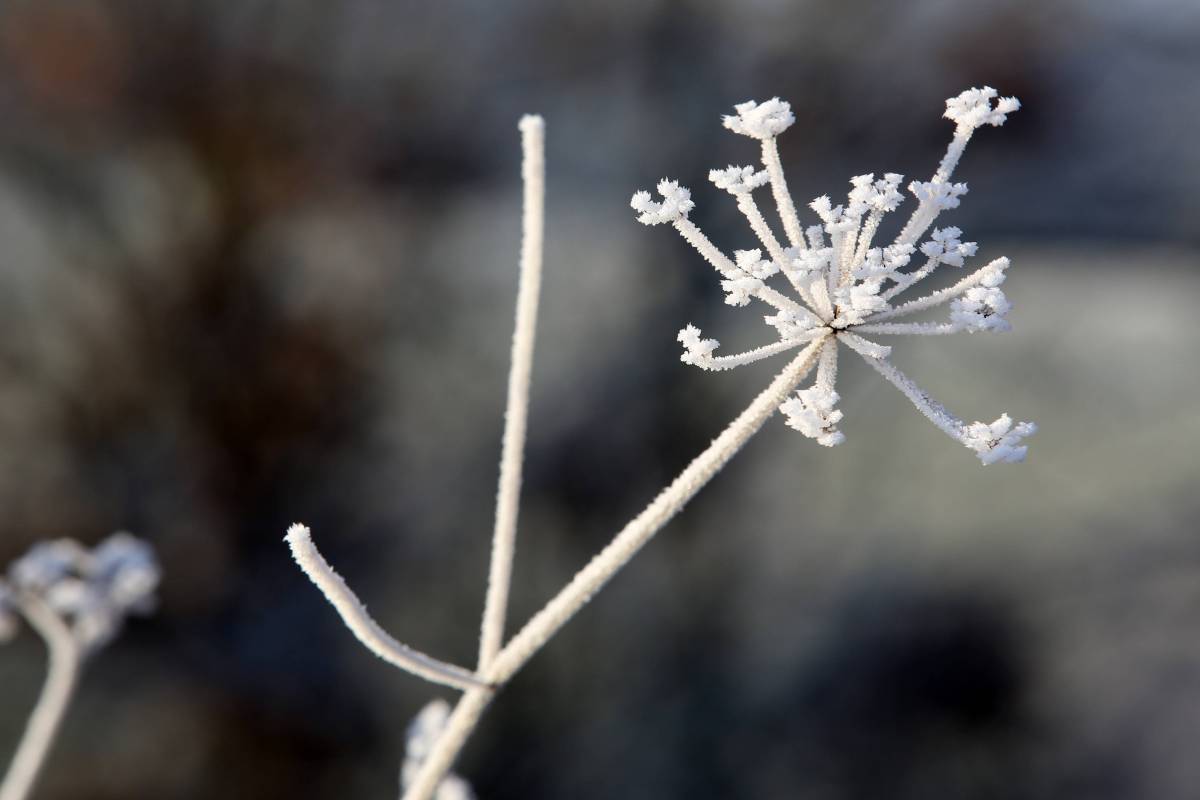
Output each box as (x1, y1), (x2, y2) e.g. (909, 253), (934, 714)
(10, 540), (88, 591)
(401, 699), (477, 800)
(832, 281), (890, 326)
(848, 172), (905, 214)
(722, 98), (795, 139)
(678, 324), (719, 366)
(734, 249), (779, 279)
(630, 179), (694, 225)
(765, 309), (817, 340)
(944, 86), (1021, 129)
(962, 414), (1037, 464)
(709, 165), (770, 194)
(2, 532), (160, 651)
(920, 227), (978, 267)
(721, 275), (764, 307)
(909, 180), (969, 211)
(780, 387), (844, 446)
(788, 247), (834, 277)
(951, 286), (1012, 332)
(856, 243), (915, 280)
(636, 87), (1036, 463)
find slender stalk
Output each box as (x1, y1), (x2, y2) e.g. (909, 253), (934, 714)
(478, 115), (546, 670)
(0, 597), (81, 800)
(285, 526), (487, 691)
(400, 687), (493, 800)
(760, 138), (805, 249)
(488, 336), (825, 685)
(400, 338), (826, 799)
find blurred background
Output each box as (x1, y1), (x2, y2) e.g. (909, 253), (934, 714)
(0, 0), (1196, 798)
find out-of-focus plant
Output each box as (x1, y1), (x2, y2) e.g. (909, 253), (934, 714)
(287, 88), (1036, 799)
(0, 534), (160, 800)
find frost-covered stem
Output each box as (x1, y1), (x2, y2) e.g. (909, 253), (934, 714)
(849, 210), (883, 278)
(896, 125), (975, 246)
(285, 526), (488, 691)
(394, 340), (825, 799)
(736, 197), (814, 305)
(882, 254), (938, 301)
(699, 331), (826, 371)
(860, 355), (964, 440)
(760, 138), (805, 249)
(934, 123), (975, 184)
(814, 338), (839, 394)
(0, 596), (81, 800)
(673, 218), (738, 277)
(401, 687), (493, 800)
(486, 337), (826, 686)
(868, 257), (1008, 322)
(479, 115), (545, 670)
(855, 321), (961, 336)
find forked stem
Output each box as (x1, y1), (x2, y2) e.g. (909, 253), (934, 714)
(402, 337), (827, 800)
(0, 597), (81, 800)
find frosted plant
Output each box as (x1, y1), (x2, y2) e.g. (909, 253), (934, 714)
(634, 86), (1035, 463)
(0, 533), (160, 800)
(286, 89), (1039, 800)
(400, 701), (476, 800)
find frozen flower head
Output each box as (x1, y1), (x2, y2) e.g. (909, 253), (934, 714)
(632, 88), (1036, 464)
(1, 532), (161, 651)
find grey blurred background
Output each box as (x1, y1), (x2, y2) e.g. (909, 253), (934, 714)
(0, 0), (1196, 798)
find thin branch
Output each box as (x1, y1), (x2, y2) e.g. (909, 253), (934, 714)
(486, 336), (827, 686)
(285, 526), (488, 692)
(400, 687), (493, 800)
(854, 321), (961, 336)
(866, 257), (1008, 323)
(0, 596), (81, 800)
(693, 330), (826, 372)
(401, 338), (827, 798)
(857, 354), (965, 441)
(478, 115), (546, 671)
(760, 137), (805, 249)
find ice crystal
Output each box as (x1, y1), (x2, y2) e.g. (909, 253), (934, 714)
(632, 87), (1036, 464)
(0, 533), (160, 650)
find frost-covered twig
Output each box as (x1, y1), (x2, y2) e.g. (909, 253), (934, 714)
(0, 596), (79, 800)
(285, 526), (488, 692)
(478, 115), (545, 671)
(404, 338), (826, 799)
(0, 533), (160, 800)
(289, 86), (1040, 800)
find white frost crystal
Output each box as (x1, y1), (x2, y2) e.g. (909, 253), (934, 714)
(632, 87), (1036, 464)
(722, 98), (795, 139)
(1, 532), (160, 651)
(781, 387), (845, 447)
(630, 179), (694, 225)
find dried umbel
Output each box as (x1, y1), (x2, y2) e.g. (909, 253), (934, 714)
(289, 90), (1043, 800)
(633, 87), (1036, 464)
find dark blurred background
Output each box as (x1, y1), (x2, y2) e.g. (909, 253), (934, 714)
(0, 1), (1197, 798)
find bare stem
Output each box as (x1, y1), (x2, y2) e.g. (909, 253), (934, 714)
(0, 596), (81, 800)
(479, 115), (546, 670)
(285, 526), (488, 692)
(487, 336), (826, 685)
(400, 687), (494, 800)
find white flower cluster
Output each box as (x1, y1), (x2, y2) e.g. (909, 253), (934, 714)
(632, 87), (1037, 464)
(401, 700), (476, 800)
(0, 533), (160, 651)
